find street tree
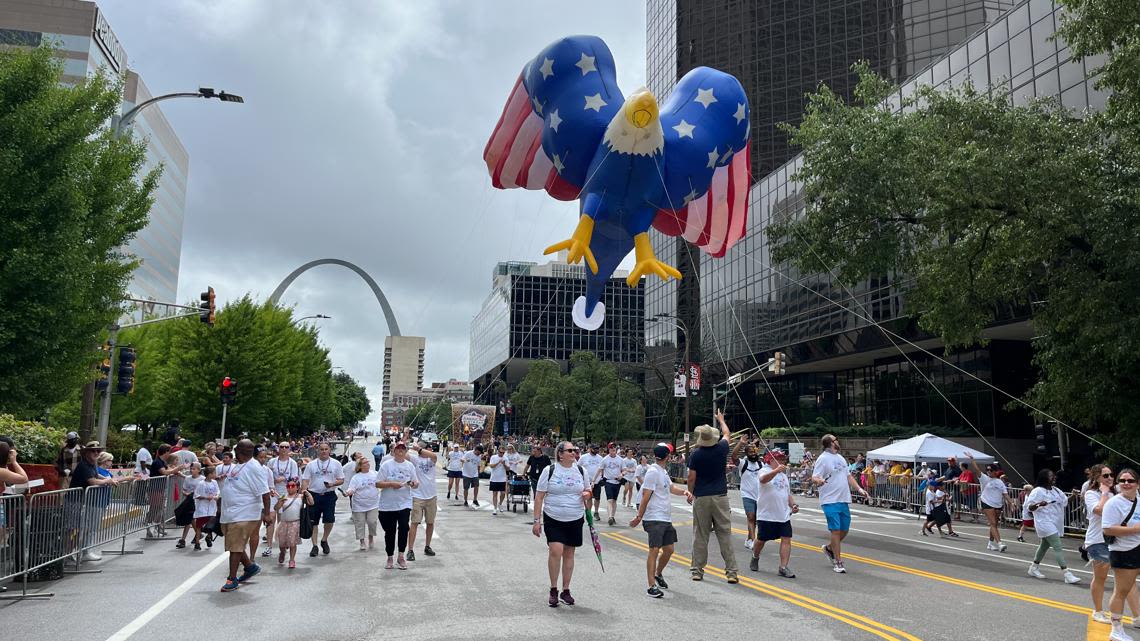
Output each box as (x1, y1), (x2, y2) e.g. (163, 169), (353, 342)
(768, 62), (1140, 457)
(0, 45), (158, 415)
(332, 371), (371, 429)
(403, 400), (453, 435)
(512, 352), (642, 442)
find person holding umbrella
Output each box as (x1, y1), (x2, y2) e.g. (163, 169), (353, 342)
(532, 441), (593, 608)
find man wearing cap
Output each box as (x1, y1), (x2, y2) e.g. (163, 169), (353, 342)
(57, 431), (81, 482)
(630, 443), (692, 598)
(69, 441), (124, 561)
(219, 439), (271, 592)
(749, 448), (798, 578)
(686, 410), (739, 583)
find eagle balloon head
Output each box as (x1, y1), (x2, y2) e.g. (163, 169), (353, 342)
(604, 87), (663, 157)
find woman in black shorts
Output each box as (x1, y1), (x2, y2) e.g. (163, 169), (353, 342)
(532, 441), (591, 608)
(1104, 468), (1140, 641)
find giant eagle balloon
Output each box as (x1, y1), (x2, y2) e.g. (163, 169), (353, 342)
(485, 36), (750, 330)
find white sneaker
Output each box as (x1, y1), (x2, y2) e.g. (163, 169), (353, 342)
(1064, 570), (1081, 584)
(986, 542), (998, 551)
(82, 550), (102, 562)
(998, 543), (1007, 552)
(745, 538), (754, 550)
(1110, 626), (1134, 641)
(1028, 564), (1046, 579)
(492, 509), (498, 516)
(1092, 611), (1112, 624)
(358, 541), (366, 551)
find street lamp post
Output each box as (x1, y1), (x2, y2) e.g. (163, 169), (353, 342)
(292, 314), (331, 326)
(114, 87), (244, 136)
(651, 313), (690, 448)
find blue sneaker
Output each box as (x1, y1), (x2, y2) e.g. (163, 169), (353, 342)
(237, 563), (261, 583)
(220, 578), (240, 592)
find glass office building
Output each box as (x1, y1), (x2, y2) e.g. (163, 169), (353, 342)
(470, 260), (645, 405)
(645, 0), (1104, 437)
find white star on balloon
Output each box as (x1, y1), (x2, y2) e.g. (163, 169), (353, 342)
(584, 93), (607, 112)
(539, 57), (554, 80)
(683, 189), (699, 205)
(721, 148), (734, 164)
(695, 88), (717, 108)
(672, 120), (695, 139)
(552, 153), (565, 174)
(549, 109), (562, 132)
(706, 147), (719, 168)
(532, 96), (544, 115)
(734, 102), (746, 124)
(575, 53), (597, 75)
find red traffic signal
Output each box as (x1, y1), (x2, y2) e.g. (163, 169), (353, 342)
(222, 376), (233, 388)
(221, 376), (237, 405)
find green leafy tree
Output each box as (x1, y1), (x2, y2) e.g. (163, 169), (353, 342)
(1057, 0), (1140, 128)
(512, 352), (643, 442)
(769, 63), (1140, 458)
(403, 400), (453, 435)
(0, 45), (159, 415)
(332, 371), (371, 429)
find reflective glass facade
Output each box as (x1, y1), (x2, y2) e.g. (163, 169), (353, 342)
(645, 0), (1102, 435)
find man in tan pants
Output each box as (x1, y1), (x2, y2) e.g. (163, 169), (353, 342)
(686, 410), (738, 583)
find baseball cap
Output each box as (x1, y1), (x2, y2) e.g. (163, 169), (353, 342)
(66, 431), (79, 440)
(653, 443), (673, 460)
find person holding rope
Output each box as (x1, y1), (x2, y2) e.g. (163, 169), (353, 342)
(733, 439), (762, 549)
(749, 447), (798, 578)
(686, 410), (739, 583)
(630, 443), (692, 598)
(811, 434), (869, 574)
(533, 441), (592, 607)
(965, 452), (1008, 551)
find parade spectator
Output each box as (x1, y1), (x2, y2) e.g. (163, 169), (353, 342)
(57, 431), (81, 483)
(958, 461), (979, 521)
(686, 410), (738, 584)
(533, 441), (591, 607)
(345, 457), (380, 551)
(70, 441), (122, 561)
(174, 439), (199, 467)
(218, 439), (271, 592)
(301, 442), (344, 557)
(200, 442), (222, 467)
(0, 439), (28, 494)
(135, 440), (153, 477)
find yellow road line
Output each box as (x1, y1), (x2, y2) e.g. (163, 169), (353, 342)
(731, 526), (1134, 624)
(604, 531), (923, 641)
(1087, 616), (1111, 641)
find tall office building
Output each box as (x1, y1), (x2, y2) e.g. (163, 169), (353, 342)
(382, 336), (426, 402)
(0, 0), (190, 303)
(381, 379), (474, 429)
(645, 1), (1104, 449)
(469, 256), (644, 408)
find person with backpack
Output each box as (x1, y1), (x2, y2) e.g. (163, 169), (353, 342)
(734, 442), (762, 549)
(532, 441), (592, 608)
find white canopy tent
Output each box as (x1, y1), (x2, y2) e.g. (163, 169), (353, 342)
(865, 433), (995, 465)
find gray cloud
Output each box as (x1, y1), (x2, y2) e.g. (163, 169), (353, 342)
(97, 0), (646, 427)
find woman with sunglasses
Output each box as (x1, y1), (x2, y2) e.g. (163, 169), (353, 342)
(1104, 469), (1140, 641)
(532, 441), (592, 607)
(1086, 464), (1140, 628)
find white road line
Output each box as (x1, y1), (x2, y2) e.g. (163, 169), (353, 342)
(104, 552), (228, 641)
(848, 507), (907, 520)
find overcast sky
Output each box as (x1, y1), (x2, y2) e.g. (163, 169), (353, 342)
(97, 0), (647, 427)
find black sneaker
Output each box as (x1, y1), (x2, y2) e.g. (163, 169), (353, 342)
(779, 566), (795, 578)
(608, 517), (616, 526)
(309, 545), (319, 557)
(647, 586), (664, 598)
(424, 546), (436, 556)
(548, 587), (559, 608)
(321, 540), (330, 555)
(464, 501), (469, 507)
(749, 556), (759, 572)
(822, 544), (835, 562)
(473, 500), (480, 507)
(175, 539), (186, 549)
(193, 542), (202, 551)
(406, 550), (416, 561)
(654, 575), (668, 589)
(559, 589), (575, 605)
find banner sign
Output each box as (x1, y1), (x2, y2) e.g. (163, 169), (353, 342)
(674, 373), (687, 398)
(686, 363), (702, 392)
(451, 404), (497, 443)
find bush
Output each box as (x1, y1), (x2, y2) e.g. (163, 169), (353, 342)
(759, 423), (972, 440)
(0, 414), (66, 464)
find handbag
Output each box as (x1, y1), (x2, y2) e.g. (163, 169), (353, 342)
(1104, 498), (1137, 546)
(298, 496), (314, 540)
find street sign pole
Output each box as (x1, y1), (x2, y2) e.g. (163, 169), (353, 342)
(220, 403), (228, 443)
(96, 325), (120, 446)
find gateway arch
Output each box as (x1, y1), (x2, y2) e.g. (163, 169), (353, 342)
(270, 258), (401, 336)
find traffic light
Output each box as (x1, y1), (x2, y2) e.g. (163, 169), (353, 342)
(95, 343), (112, 392)
(199, 287), (216, 326)
(220, 376), (237, 405)
(1035, 422), (1059, 457)
(769, 351), (787, 375)
(116, 346), (136, 394)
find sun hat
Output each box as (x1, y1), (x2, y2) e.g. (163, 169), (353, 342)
(692, 424), (719, 448)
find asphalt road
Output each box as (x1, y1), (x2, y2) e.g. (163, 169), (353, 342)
(1, 445), (1128, 641)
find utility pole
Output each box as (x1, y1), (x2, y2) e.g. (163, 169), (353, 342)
(95, 325), (120, 445)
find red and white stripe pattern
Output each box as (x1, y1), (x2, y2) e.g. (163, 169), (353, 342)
(484, 74), (578, 201)
(652, 144), (750, 258)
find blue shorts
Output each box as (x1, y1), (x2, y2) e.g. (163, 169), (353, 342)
(742, 497), (757, 515)
(309, 491), (337, 524)
(822, 502), (851, 532)
(1087, 542), (1111, 564)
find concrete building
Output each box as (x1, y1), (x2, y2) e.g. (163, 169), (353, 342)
(382, 335), (426, 402)
(0, 0), (190, 303)
(381, 379), (474, 429)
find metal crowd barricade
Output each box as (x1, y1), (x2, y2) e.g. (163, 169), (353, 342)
(0, 493), (48, 600)
(0, 488), (82, 600)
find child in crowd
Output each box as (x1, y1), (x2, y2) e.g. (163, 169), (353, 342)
(191, 466), (219, 551)
(275, 480), (308, 568)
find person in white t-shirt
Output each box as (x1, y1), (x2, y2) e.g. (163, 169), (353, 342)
(579, 444), (605, 520)
(630, 443), (692, 598)
(533, 441), (592, 608)
(461, 445), (484, 508)
(634, 456), (648, 509)
(406, 441), (439, 560)
(377, 442), (419, 570)
(965, 452), (1008, 551)
(1026, 468), (1080, 584)
(749, 448), (798, 578)
(445, 444), (464, 502)
(1084, 464), (1140, 629)
(135, 442), (153, 477)
(1103, 468), (1140, 641)
(734, 443), (762, 549)
(599, 444), (624, 525)
(345, 457), (380, 551)
(274, 480), (308, 569)
(921, 480), (956, 537)
(620, 448), (638, 508)
(488, 444), (510, 515)
(218, 440), (271, 593)
(191, 466), (219, 551)
(505, 444), (522, 480)
(810, 434), (869, 574)
(300, 442), (345, 558)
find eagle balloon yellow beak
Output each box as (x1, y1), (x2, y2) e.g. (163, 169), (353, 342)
(625, 90), (659, 129)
